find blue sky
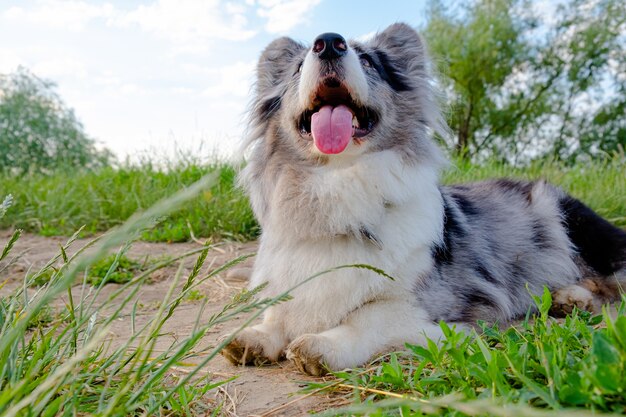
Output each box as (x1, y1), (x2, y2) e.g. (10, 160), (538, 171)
(0, 0), (435, 160)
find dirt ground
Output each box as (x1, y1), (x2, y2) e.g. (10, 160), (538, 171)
(0, 231), (349, 416)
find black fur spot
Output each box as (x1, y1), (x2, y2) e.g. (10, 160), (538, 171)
(531, 222), (551, 249)
(432, 197), (466, 265)
(257, 96), (282, 121)
(450, 288), (497, 322)
(373, 51), (413, 92)
(431, 242), (451, 265)
(464, 288), (497, 308)
(474, 262), (498, 284)
(359, 226), (383, 250)
(450, 191), (479, 216)
(493, 179), (534, 203)
(560, 196), (626, 275)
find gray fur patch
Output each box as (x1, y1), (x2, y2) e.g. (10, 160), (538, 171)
(421, 180), (579, 323)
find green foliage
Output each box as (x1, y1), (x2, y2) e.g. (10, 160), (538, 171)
(27, 268), (56, 287)
(321, 291), (626, 416)
(185, 289), (206, 302)
(443, 157), (626, 227)
(0, 297), (58, 331)
(1, 158), (622, 243)
(425, 0), (626, 163)
(426, 0), (531, 156)
(27, 249), (144, 288)
(0, 175), (279, 416)
(0, 162), (259, 242)
(85, 254), (141, 286)
(0, 67), (111, 175)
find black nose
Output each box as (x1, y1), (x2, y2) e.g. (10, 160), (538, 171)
(312, 32), (347, 60)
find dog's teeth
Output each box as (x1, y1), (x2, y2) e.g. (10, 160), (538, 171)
(352, 115), (360, 129)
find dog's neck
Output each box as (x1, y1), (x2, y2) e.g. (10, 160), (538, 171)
(248, 149), (443, 244)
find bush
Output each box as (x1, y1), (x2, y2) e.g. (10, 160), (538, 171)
(0, 67), (111, 175)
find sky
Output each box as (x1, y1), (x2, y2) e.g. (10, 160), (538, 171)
(0, 0), (433, 161)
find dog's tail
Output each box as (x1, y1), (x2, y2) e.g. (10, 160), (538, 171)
(560, 195), (626, 276)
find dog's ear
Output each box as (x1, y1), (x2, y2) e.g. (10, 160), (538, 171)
(369, 23), (427, 90)
(254, 37), (305, 121)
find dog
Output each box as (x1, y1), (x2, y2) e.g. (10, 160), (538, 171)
(221, 23), (626, 376)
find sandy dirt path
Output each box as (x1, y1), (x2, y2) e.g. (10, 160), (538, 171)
(0, 231), (348, 416)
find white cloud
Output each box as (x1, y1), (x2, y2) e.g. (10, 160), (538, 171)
(3, 0), (258, 45)
(114, 0), (256, 43)
(202, 60), (255, 98)
(32, 58), (88, 79)
(119, 83), (146, 96)
(0, 48), (23, 73)
(2, 0), (324, 46)
(93, 72), (122, 87)
(256, 0), (321, 33)
(170, 87), (194, 95)
(3, 1), (114, 32)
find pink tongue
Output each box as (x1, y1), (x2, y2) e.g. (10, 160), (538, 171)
(311, 104), (353, 154)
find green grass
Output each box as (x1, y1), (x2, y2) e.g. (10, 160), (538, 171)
(85, 254), (142, 286)
(0, 176), (287, 416)
(0, 157), (624, 244)
(0, 235), (253, 416)
(185, 289), (206, 302)
(0, 162), (258, 242)
(315, 290), (626, 416)
(28, 254), (143, 287)
(443, 157), (626, 227)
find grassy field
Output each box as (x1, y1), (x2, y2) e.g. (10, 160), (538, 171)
(1, 157), (625, 416)
(1, 157), (624, 243)
(0, 162), (258, 242)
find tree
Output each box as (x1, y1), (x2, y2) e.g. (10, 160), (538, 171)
(0, 67), (111, 175)
(424, 0), (626, 163)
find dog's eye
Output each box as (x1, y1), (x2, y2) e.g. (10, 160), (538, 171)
(359, 55), (372, 68)
(296, 62), (303, 74)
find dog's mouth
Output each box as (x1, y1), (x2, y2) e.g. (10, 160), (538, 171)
(298, 78), (378, 154)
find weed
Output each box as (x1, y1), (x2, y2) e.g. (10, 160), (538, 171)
(185, 289), (206, 302)
(86, 254), (141, 286)
(317, 289), (626, 416)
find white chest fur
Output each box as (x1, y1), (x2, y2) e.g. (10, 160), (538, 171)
(247, 151), (444, 338)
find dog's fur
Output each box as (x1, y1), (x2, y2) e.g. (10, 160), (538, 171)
(221, 23), (626, 375)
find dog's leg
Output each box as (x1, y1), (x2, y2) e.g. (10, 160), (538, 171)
(551, 271), (626, 316)
(286, 300), (453, 376)
(550, 282), (600, 316)
(221, 314), (288, 366)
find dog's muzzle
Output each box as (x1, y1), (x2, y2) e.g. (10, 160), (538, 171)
(298, 32), (378, 155)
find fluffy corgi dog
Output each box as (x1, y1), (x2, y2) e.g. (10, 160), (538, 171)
(221, 23), (626, 375)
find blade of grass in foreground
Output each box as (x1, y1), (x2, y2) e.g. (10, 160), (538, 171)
(0, 173), (218, 359)
(0, 175), (273, 415)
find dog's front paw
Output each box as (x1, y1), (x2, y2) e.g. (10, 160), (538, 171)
(220, 328), (278, 366)
(286, 334), (335, 376)
(550, 284), (598, 317)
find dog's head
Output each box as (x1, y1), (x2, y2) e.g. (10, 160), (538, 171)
(246, 23), (447, 163)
